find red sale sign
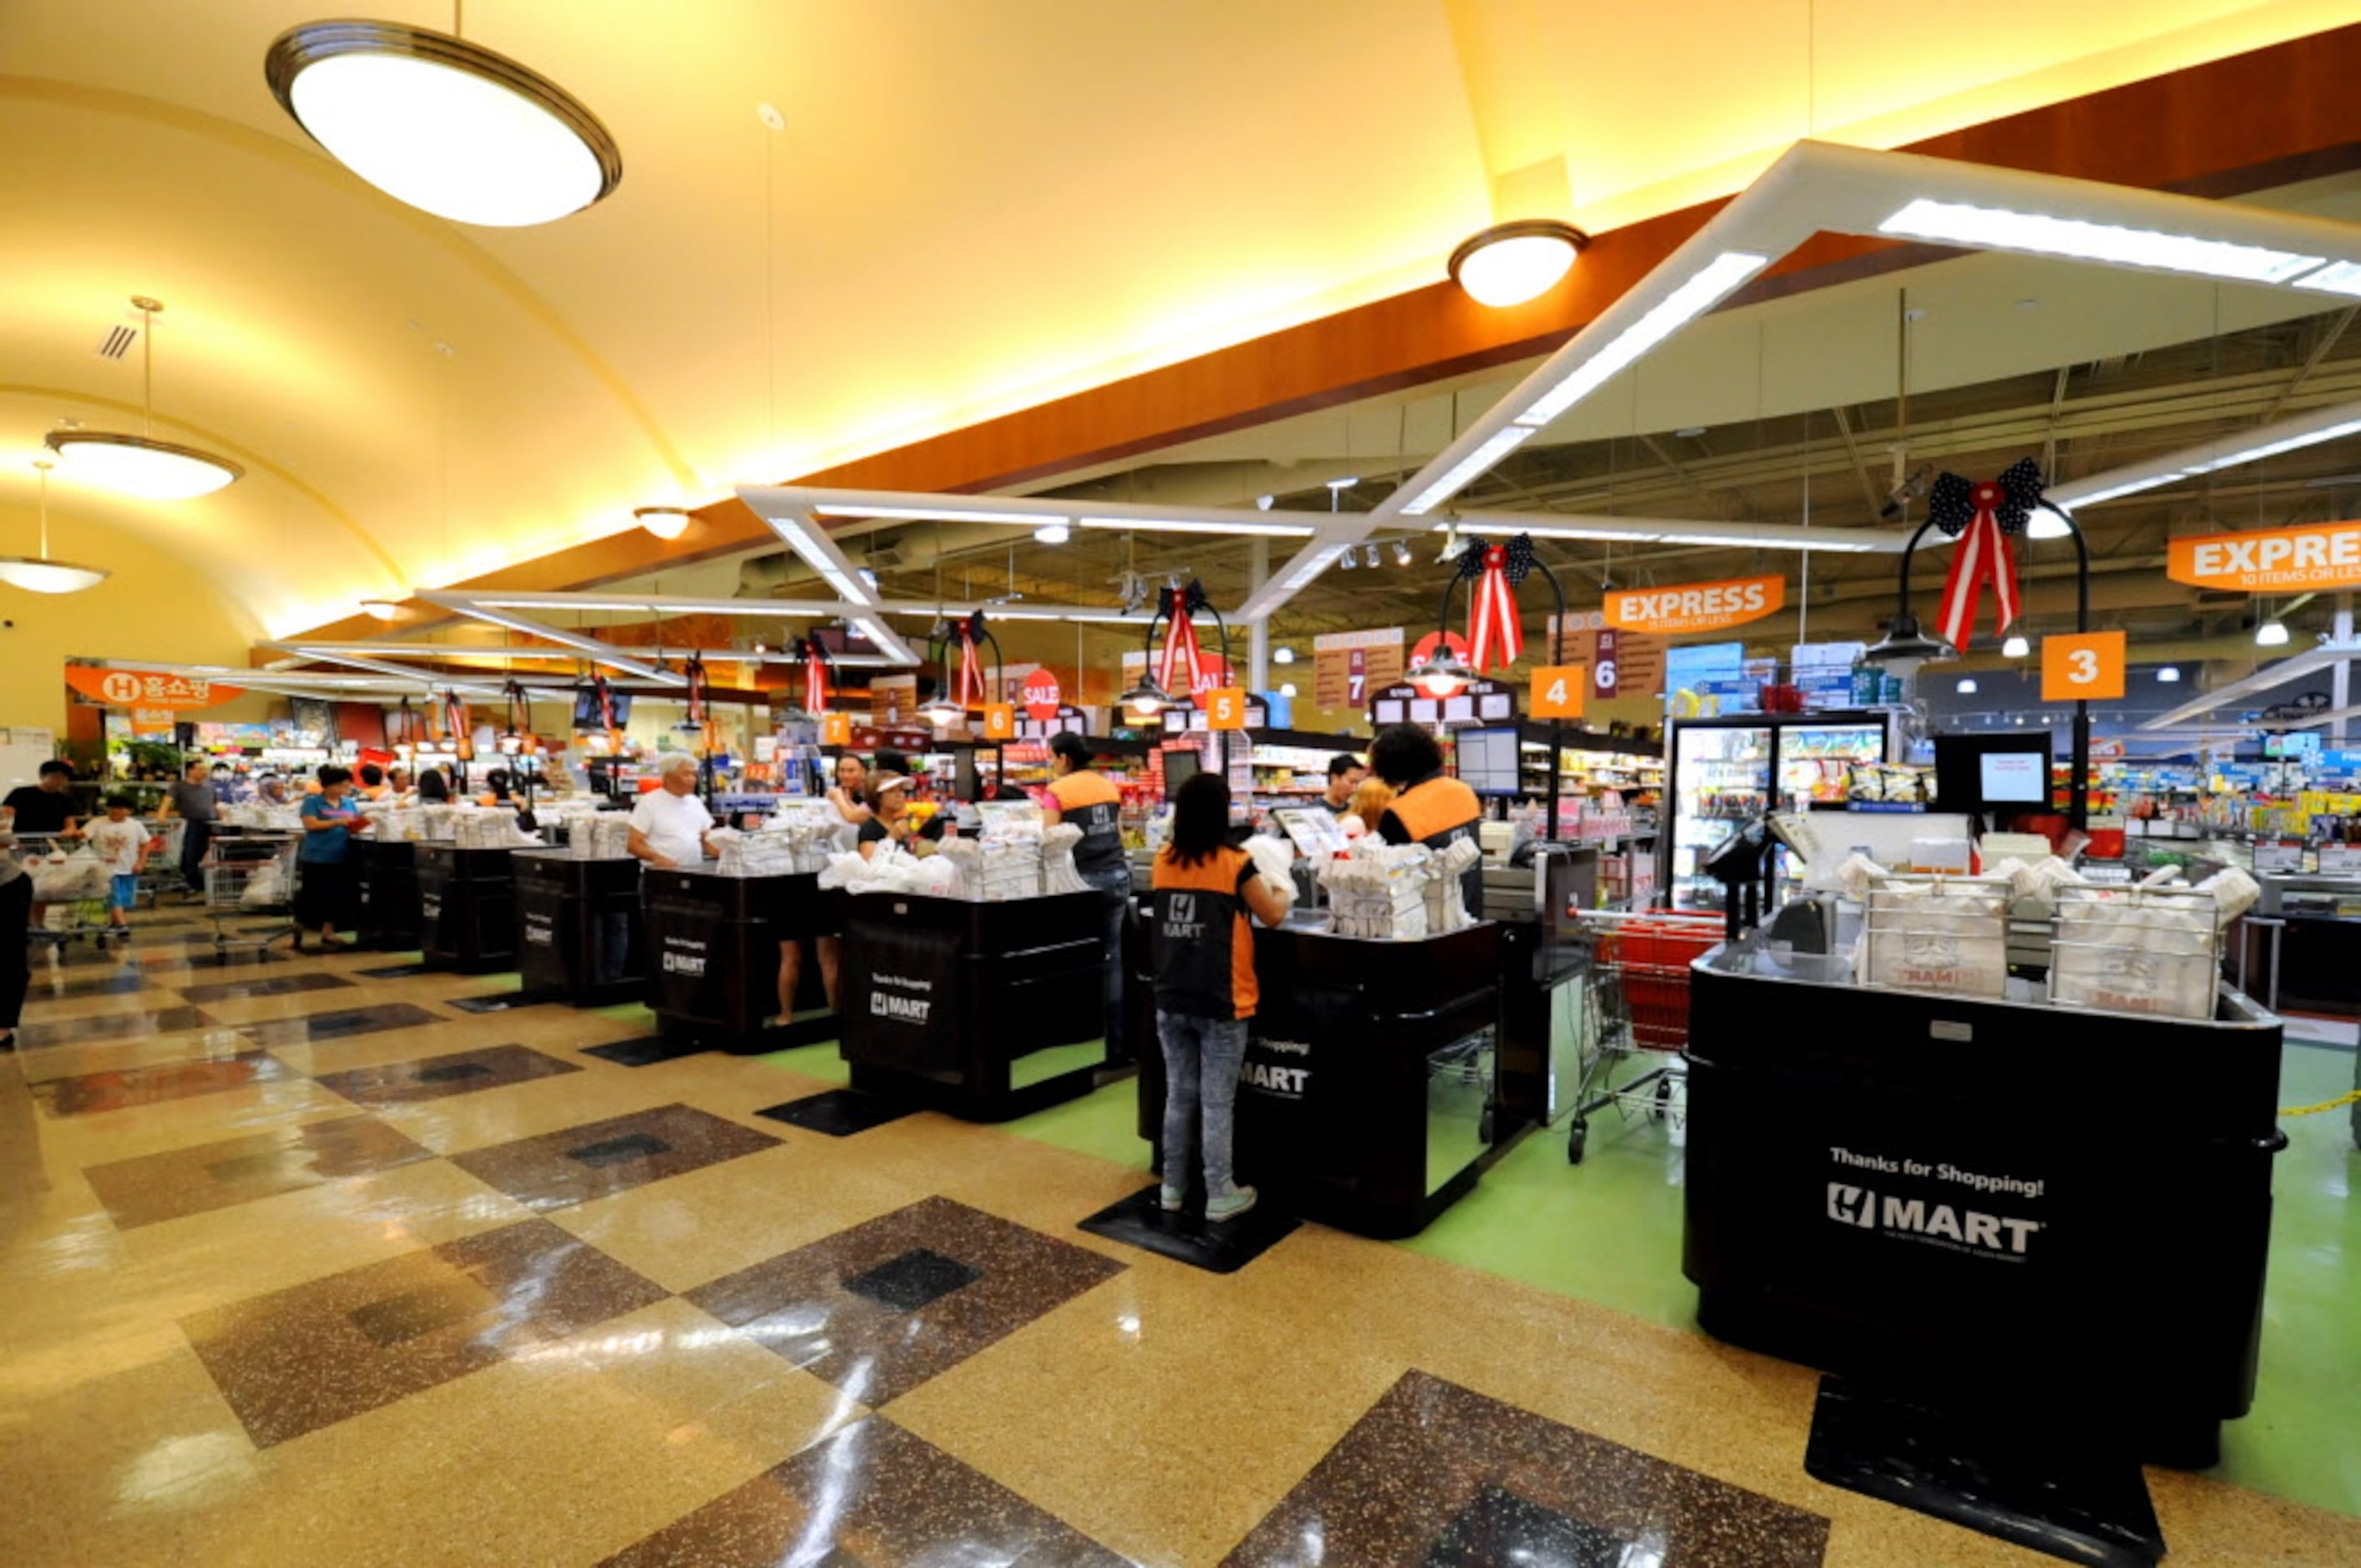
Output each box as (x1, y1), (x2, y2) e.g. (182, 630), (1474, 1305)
(1021, 668), (1061, 721)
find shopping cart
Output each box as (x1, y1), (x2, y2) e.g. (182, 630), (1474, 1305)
(203, 831), (299, 957)
(1564, 909), (1723, 1163)
(17, 833), (110, 953)
(136, 818), (190, 906)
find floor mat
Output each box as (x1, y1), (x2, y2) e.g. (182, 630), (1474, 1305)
(754, 1089), (914, 1137)
(1078, 1185), (1300, 1275)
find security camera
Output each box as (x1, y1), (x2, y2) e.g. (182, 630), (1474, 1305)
(1879, 463), (1933, 519)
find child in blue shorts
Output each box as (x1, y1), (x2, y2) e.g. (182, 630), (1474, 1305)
(84, 795), (151, 937)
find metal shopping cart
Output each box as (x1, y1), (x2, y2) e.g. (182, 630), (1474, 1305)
(17, 833), (111, 953)
(1564, 909), (1723, 1163)
(203, 831), (299, 958)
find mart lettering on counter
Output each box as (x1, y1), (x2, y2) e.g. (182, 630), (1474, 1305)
(2167, 518), (2361, 593)
(1241, 1036), (1314, 1099)
(1606, 574), (1783, 635)
(1823, 1145), (2045, 1262)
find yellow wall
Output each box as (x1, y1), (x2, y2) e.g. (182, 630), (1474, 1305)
(0, 508), (261, 736)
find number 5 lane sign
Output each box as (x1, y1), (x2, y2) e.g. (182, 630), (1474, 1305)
(2040, 631), (2126, 701)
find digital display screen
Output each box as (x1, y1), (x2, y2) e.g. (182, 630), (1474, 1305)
(1457, 726), (1524, 798)
(1161, 748), (1201, 794)
(1979, 751), (2048, 803)
(573, 686), (632, 728)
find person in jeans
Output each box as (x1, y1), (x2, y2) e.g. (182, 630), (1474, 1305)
(1042, 731), (1133, 1061)
(292, 766), (372, 950)
(161, 757), (218, 893)
(1150, 772), (1289, 1222)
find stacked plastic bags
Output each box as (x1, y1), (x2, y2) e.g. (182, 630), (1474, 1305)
(28, 847), (111, 902)
(1315, 837), (1477, 940)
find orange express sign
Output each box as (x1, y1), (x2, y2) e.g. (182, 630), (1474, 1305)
(1604, 574), (1783, 635)
(2167, 521), (2361, 593)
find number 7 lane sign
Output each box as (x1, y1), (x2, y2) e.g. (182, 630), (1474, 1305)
(2040, 631), (2126, 701)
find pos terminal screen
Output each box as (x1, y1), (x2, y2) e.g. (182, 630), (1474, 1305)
(1456, 726), (1524, 798)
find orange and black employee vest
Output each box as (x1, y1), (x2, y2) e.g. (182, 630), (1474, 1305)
(1150, 846), (1259, 1021)
(1378, 771), (1485, 909)
(1047, 768), (1125, 877)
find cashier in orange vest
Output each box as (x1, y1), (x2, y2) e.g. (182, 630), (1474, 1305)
(1369, 722), (1485, 913)
(1041, 731), (1132, 1057)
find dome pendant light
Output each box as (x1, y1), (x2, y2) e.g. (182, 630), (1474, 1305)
(266, 16), (623, 227)
(45, 298), (242, 501)
(634, 506), (692, 541)
(1448, 220), (1590, 307)
(0, 461), (110, 594)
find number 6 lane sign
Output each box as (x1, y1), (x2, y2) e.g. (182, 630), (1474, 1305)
(2040, 631), (2126, 701)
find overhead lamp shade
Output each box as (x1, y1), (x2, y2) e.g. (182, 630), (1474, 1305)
(1119, 678), (1173, 718)
(2001, 633), (2030, 658)
(1272, 646), (1296, 665)
(2156, 665), (2182, 682)
(0, 558), (109, 594)
(44, 431), (241, 500)
(266, 21), (623, 227)
(360, 599), (402, 621)
(1406, 650), (1475, 700)
(918, 693), (965, 726)
(2256, 620), (2291, 647)
(634, 506), (691, 541)
(1034, 522), (1071, 544)
(1860, 610), (1958, 675)
(1448, 220), (1590, 307)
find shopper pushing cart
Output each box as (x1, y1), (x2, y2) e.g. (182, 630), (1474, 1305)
(83, 796), (152, 942)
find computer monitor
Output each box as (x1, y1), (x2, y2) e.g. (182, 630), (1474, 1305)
(1934, 734), (2053, 813)
(573, 686), (632, 729)
(1160, 747), (1201, 796)
(1457, 725), (1524, 798)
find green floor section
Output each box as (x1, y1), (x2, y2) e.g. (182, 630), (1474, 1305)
(593, 1000), (655, 1026)
(751, 1039), (850, 1086)
(751, 1035), (2359, 1518)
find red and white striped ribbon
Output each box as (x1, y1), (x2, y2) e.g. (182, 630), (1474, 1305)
(1466, 546), (1525, 674)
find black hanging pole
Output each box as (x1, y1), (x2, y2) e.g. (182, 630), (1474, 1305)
(2038, 501), (2095, 832)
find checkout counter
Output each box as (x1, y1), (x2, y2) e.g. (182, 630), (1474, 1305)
(838, 888), (1110, 1120)
(352, 838), (423, 951)
(642, 864), (835, 1051)
(513, 850), (643, 1006)
(415, 844), (518, 973)
(1683, 930), (2285, 1469)
(1479, 843), (1597, 1142)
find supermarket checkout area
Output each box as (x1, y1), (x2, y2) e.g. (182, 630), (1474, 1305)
(643, 863), (837, 1051)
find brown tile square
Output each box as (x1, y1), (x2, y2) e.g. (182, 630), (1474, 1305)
(28, 966), (153, 1001)
(81, 1115), (435, 1229)
(1221, 1370), (1830, 1567)
(450, 1104), (780, 1211)
(239, 1001), (444, 1046)
(33, 1050), (296, 1118)
(181, 1218), (669, 1446)
(314, 1043), (582, 1107)
(686, 1196), (1125, 1407)
(598, 1414), (1128, 1566)
(178, 971), (356, 1004)
(17, 1004), (215, 1048)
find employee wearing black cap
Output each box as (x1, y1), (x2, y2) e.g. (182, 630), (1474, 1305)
(1042, 731), (1130, 1060)
(1369, 723), (1484, 913)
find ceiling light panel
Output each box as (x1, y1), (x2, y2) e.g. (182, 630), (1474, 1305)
(1875, 198), (2327, 283)
(1515, 250), (1772, 429)
(1072, 517), (1317, 537)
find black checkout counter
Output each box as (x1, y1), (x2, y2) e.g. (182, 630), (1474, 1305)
(839, 889), (1110, 1120)
(513, 850), (643, 1005)
(641, 865), (836, 1052)
(1135, 915), (1504, 1239)
(352, 838), (423, 951)
(1479, 845), (1597, 1140)
(1682, 933), (2285, 1467)
(415, 844), (518, 973)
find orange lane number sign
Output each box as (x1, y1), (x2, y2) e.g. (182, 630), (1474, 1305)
(981, 703), (1016, 741)
(1205, 688), (1248, 731)
(2041, 631), (2126, 702)
(1529, 665), (1587, 719)
(1604, 574), (1783, 636)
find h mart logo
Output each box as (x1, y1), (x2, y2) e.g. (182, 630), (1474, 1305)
(1826, 1182), (2041, 1258)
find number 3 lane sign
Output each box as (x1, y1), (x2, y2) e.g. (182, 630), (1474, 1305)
(2040, 631), (2126, 701)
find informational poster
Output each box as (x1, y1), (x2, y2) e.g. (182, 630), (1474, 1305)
(871, 674), (918, 726)
(1313, 628), (1404, 711)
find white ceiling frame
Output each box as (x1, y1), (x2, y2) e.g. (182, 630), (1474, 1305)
(2138, 641), (2360, 729)
(1229, 139), (2361, 620)
(414, 593), (687, 685)
(2050, 393), (2361, 508)
(270, 641), (900, 670)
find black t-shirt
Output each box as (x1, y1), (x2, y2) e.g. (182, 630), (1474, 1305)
(3, 786), (74, 835)
(858, 817), (890, 848)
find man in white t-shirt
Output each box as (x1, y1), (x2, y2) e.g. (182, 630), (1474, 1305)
(627, 755), (715, 869)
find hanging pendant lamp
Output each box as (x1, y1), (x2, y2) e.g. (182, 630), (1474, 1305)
(46, 299), (242, 500)
(0, 461), (110, 594)
(266, 15), (623, 227)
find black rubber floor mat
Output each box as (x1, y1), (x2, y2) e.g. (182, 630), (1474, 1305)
(355, 964), (427, 979)
(753, 1089), (913, 1137)
(1077, 1184), (1300, 1275)
(583, 1036), (709, 1068)
(448, 989), (566, 1014)
(1803, 1377), (2163, 1568)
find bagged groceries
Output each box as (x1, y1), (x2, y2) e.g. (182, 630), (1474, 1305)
(1858, 874), (2011, 998)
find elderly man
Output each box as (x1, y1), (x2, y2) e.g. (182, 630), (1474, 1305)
(626, 754), (715, 869)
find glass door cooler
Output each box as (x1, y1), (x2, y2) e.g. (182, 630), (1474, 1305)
(1666, 712), (1893, 909)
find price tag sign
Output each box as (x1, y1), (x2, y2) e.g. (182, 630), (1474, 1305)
(1529, 665), (1587, 719)
(1205, 688), (1248, 731)
(2253, 839), (2304, 873)
(819, 711), (852, 746)
(2040, 631), (2126, 701)
(2320, 842), (2361, 874)
(980, 703), (1016, 741)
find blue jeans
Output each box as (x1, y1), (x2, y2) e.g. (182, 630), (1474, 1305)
(1083, 868), (1132, 1057)
(1157, 1011), (1249, 1199)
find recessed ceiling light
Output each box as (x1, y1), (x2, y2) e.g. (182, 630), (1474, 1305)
(360, 599), (402, 621)
(2156, 665), (2182, 682)
(1279, 682), (1298, 698)
(634, 506), (692, 540)
(1448, 220), (1590, 307)
(266, 19), (622, 226)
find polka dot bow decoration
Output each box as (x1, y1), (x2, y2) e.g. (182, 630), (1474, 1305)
(1457, 532), (1536, 674)
(1927, 458), (2045, 650)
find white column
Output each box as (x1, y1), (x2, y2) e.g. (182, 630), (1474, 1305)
(1248, 537), (1270, 691)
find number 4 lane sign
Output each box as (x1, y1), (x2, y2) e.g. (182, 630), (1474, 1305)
(2040, 631), (2126, 701)
(1530, 665), (1587, 719)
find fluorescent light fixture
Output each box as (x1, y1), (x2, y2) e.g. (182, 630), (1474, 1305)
(2294, 260), (2361, 297)
(1400, 426), (1535, 517)
(2257, 619), (2290, 646)
(2156, 665), (2182, 682)
(2054, 402), (2361, 510)
(2028, 506), (2073, 540)
(265, 20), (621, 227)
(1033, 521), (1071, 544)
(849, 617), (919, 665)
(1072, 516), (1315, 537)
(2182, 417), (2361, 475)
(1272, 646), (1296, 665)
(2002, 634), (2031, 658)
(758, 504), (879, 607)
(1876, 198), (2324, 284)
(1514, 250), (1771, 430)
(811, 503), (1064, 526)
(977, 606), (1150, 624)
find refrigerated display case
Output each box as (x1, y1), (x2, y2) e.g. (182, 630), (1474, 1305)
(1665, 713), (1892, 909)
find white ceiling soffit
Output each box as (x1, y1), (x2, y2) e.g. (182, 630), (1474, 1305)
(270, 641), (899, 669)
(2139, 642), (2358, 730)
(1240, 139), (2361, 622)
(412, 594), (686, 685)
(1443, 510), (1895, 553)
(2050, 392), (2361, 508)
